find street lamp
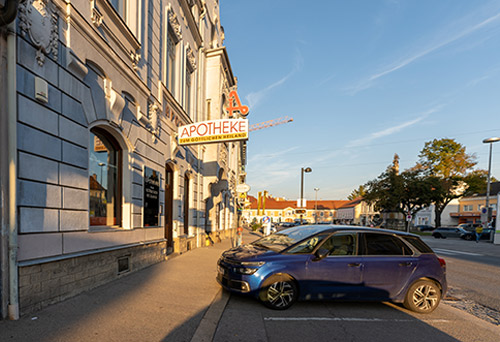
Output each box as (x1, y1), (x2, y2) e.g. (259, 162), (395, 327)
(314, 187), (320, 223)
(483, 137), (500, 241)
(300, 167), (312, 224)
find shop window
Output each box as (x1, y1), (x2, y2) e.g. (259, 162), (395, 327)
(89, 128), (122, 226)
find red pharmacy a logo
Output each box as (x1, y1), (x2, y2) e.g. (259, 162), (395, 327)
(226, 91), (249, 118)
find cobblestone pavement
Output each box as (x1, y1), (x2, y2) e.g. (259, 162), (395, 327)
(445, 287), (500, 326)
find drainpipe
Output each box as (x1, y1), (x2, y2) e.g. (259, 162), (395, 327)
(6, 19), (18, 320)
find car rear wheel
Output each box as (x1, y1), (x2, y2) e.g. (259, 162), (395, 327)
(259, 275), (298, 310)
(464, 235), (473, 241)
(404, 279), (441, 314)
(433, 233), (441, 239)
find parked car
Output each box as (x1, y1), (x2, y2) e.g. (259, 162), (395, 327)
(217, 225), (447, 313)
(415, 225), (434, 232)
(432, 227), (468, 239)
(460, 228), (493, 241)
(457, 223), (482, 232)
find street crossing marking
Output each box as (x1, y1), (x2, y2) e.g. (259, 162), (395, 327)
(264, 317), (451, 323)
(434, 248), (483, 256)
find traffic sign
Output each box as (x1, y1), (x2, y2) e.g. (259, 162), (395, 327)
(262, 216), (271, 224)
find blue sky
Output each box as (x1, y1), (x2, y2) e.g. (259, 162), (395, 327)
(221, 0), (500, 201)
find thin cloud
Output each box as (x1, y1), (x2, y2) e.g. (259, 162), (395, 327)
(347, 106), (443, 147)
(347, 11), (500, 94)
(246, 49), (303, 108)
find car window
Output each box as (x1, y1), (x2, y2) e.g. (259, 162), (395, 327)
(287, 233), (330, 254)
(319, 233), (357, 256)
(360, 233), (413, 256)
(401, 236), (434, 254)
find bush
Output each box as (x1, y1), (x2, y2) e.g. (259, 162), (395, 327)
(252, 223), (262, 231)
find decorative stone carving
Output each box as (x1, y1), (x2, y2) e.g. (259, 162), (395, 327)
(18, 0), (59, 66)
(130, 51), (141, 70)
(186, 46), (196, 70)
(91, 2), (103, 27)
(168, 8), (182, 41)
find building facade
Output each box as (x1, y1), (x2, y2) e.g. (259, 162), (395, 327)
(450, 182), (500, 225)
(413, 200), (459, 228)
(242, 195), (349, 225)
(0, 0), (244, 319)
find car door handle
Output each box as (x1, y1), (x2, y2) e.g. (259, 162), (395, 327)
(348, 263), (361, 267)
(399, 262), (412, 267)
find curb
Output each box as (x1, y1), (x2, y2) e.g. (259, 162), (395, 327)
(190, 288), (231, 342)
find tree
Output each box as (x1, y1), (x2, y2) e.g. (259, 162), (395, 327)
(418, 138), (477, 227)
(348, 185), (366, 200)
(364, 163), (435, 231)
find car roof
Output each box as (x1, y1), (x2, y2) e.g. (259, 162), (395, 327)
(297, 224), (419, 237)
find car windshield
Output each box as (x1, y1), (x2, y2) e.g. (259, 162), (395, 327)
(252, 225), (330, 252)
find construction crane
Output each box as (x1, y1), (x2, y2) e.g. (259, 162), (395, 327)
(248, 116), (293, 132)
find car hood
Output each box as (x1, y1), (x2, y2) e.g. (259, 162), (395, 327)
(222, 244), (277, 261)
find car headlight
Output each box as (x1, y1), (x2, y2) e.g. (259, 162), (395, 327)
(240, 261), (266, 267)
(233, 261), (265, 275)
(234, 267), (259, 275)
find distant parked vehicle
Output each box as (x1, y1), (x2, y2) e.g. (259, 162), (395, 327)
(460, 228), (493, 241)
(415, 225), (434, 232)
(432, 227), (468, 239)
(457, 223), (481, 232)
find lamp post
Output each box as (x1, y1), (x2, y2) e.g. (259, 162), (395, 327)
(300, 167), (312, 224)
(483, 137), (500, 241)
(314, 187), (319, 223)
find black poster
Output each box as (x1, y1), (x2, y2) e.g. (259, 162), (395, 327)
(144, 167), (160, 227)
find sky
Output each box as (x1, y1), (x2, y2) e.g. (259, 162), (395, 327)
(220, 0), (500, 202)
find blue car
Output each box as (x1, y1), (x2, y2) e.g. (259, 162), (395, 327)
(217, 225), (447, 313)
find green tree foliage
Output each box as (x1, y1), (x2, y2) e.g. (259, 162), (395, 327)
(364, 165), (435, 231)
(348, 185), (366, 200)
(418, 138), (478, 227)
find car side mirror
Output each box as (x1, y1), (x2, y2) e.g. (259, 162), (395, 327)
(313, 248), (329, 261)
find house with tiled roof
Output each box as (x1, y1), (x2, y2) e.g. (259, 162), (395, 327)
(241, 194), (350, 224)
(336, 198), (379, 226)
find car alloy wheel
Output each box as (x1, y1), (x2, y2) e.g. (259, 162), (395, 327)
(260, 275), (298, 310)
(404, 280), (441, 313)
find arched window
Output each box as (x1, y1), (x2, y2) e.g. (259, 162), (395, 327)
(89, 128), (122, 226)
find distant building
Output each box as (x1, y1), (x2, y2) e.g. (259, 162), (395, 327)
(413, 200), (459, 227)
(450, 182), (500, 225)
(242, 195), (349, 224)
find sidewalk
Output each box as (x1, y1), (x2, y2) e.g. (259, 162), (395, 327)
(0, 228), (260, 342)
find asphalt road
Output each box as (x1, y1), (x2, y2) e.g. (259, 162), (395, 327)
(421, 236), (500, 313)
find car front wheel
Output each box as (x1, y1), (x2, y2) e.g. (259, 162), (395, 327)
(404, 279), (441, 313)
(433, 233), (441, 239)
(259, 275), (298, 310)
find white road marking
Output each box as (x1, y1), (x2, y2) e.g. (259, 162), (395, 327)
(264, 317), (451, 323)
(434, 248), (483, 256)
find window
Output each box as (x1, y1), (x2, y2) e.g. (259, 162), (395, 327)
(287, 234), (330, 254)
(166, 31), (177, 94)
(320, 233), (357, 256)
(360, 233), (412, 256)
(463, 205), (473, 212)
(185, 63), (193, 117)
(89, 128), (122, 226)
(110, 0), (126, 18)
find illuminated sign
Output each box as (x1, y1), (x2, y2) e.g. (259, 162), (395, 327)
(178, 119), (248, 145)
(226, 91), (249, 117)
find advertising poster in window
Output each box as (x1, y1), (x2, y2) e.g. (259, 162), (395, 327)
(144, 167), (160, 227)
